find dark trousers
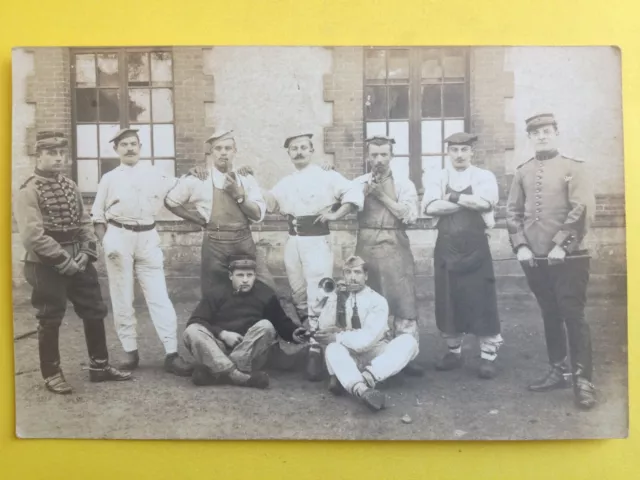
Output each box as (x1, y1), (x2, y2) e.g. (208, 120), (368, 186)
(24, 261), (109, 379)
(522, 256), (592, 380)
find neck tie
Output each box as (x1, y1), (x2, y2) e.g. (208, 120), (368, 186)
(351, 295), (361, 329)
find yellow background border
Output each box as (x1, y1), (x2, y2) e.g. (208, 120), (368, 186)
(1, 1), (636, 478)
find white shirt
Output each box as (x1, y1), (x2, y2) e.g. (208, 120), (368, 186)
(268, 164), (364, 217)
(315, 286), (389, 353)
(91, 163), (177, 225)
(353, 172), (418, 224)
(164, 167), (266, 222)
(421, 165), (499, 228)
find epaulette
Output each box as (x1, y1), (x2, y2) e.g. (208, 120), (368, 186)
(19, 176), (35, 190)
(562, 155), (585, 163)
(516, 157), (534, 169)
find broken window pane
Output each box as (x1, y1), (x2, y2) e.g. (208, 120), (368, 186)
(128, 89), (151, 122)
(151, 52), (173, 85)
(365, 49), (386, 81)
(127, 52), (150, 86)
(388, 50), (409, 80)
(75, 54), (96, 87)
(97, 53), (119, 87)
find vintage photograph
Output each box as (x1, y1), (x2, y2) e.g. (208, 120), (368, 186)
(11, 46), (627, 440)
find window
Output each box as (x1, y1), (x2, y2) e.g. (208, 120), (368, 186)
(71, 49), (175, 192)
(364, 47), (469, 191)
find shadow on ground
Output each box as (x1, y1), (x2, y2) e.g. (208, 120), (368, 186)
(12, 296), (628, 440)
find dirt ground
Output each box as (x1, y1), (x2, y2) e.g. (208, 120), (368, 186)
(12, 295), (628, 441)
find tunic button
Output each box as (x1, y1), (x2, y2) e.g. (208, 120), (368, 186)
(535, 217), (540, 221)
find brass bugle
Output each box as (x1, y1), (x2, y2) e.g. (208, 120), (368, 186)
(318, 277), (336, 293)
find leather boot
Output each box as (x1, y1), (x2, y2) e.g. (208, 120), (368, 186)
(118, 350), (139, 371)
(478, 358), (497, 379)
(574, 377), (597, 410)
(89, 364), (133, 382)
(435, 352), (463, 371)
(359, 389), (387, 412)
(528, 364), (570, 392)
(44, 371), (73, 395)
(402, 360), (425, 377)
(164, 353), (194, 377)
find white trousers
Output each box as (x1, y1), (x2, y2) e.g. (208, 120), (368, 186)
(102, 225), (178, 354)
(325, 334), (418, 394)
(284, 235), (333, 320)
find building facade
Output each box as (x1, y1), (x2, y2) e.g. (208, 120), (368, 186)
(11, 46), (626, 305)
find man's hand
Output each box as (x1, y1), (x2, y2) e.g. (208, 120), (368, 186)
(236, 165), (254, 176)
(320, 163), (335, 171)
(516, 245), (535, 267)
(547, 245), (567, 265)
(367, 181), (384, 199)
(314, 330), (338, 346)
(223, 172), (245, 200)
(291, 327), (309, 344)
(314, 211), (339, 224)
(188, 166), (209, 181)
(94, 223), (107, 244)
(74, 252), (89, 271)
(60, 260), (81, 276)
(219, 331), (243, 349)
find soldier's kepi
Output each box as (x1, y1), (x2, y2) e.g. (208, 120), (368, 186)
(506, 113), (597, 410)
(14, 131), (132, 394)
(421, 132), (503, 380)
(352, 134), (424, 377)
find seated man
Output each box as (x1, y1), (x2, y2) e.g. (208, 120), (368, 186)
(313, 256), (418, 412)
(183, 255), (308, 389)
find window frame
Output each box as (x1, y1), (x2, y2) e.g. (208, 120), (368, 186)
(70, 46), (176, 194)
(363, 46), (471, 192)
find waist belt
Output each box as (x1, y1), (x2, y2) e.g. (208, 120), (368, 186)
(287, 215), (330, 236)
(205, 223), (250, 232)
(44, 229), (79, 244)
(359, 224), (404, 230)
(108, 219), (156, 232)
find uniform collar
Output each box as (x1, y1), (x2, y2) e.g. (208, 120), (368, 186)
(535, 149), (559, 161)
(34, 168), (61, 180)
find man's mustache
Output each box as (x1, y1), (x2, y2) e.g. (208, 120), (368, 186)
(294, 155), (305, 160)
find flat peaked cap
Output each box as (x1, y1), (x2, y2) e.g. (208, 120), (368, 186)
(365, 135), (396, 144)
(525, 113), (557, 132)
(109, 128), (139, 144)
(343, 255), (367, 270)
(444, 132), (478, 146)
(284, 133), (313, 148)
(35, 131), (68, 149)
(228, 254), (257, 271)
(205, 129), (235, 144)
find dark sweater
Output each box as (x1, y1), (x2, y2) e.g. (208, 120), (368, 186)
(187, 281), (298, 342)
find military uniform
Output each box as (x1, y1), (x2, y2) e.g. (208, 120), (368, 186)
(14, 131), (131, 393)
(506, 113), (596, 408)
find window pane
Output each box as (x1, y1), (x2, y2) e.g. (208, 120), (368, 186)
(364, 49), (386, 80)
(77, 159), (99, 192)
(128, 52), (150, 86)
(390, 157), (410, 181)
(98, 89), (120, 122)
(443, 49), (465, 79)
(128, 89), (151, 122)
(136, 124), (153, 158)
(421, 49), (443, 79)
(75, 54), (96, 87)
(364, 86), (386, 120)
(421, 84), (442, 118)
(76, 89), (97, 122)
(444, 119), (465, 141)
(153, 124), (175, 157)
(99, 124), (121, 158)
(97, 53), (119, 87)
(151, 89), (174, 122)
(76, 125), (98, 157)
(100, 158), (121, 176)
(388, 50), (409, 80)
(422, 156), (444, 176)
(365, 122), (386, 138)
(151, 52), (173, 85)
(443, 84), (465, 117)
(154, 159), (176, 177)
(421, 120), (442, 153)
(388, 122), (409, 155)
(388, 86), (409, 119)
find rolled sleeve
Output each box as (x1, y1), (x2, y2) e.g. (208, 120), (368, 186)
(241, 174), (266, 223)
(165, 175), (197, 208)
(396, 178), (419, 224)
(475, 169), (499, 208)
(332, 172), (364, 211)
(420, 169), (445, 216)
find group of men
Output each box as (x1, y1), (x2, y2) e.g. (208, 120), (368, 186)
(15, 111), (597, 413)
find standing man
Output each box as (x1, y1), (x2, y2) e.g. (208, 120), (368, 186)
(91, 128), (192, 376)
(183, 255), (308, 389)
(313, 256), (419, 412)
(421, 132), (503, 379)
(15, 131), (132, 394)
(352, 135), (423, 376)
(165, 130), (275, 294)
(266, 133), (364, 379)
(506, 113), (596, 410)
